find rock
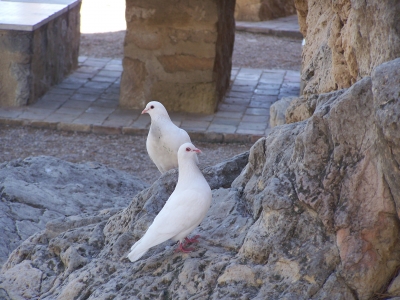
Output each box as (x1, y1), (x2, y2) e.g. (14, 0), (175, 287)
(0, 260), (43, 300)
(285, 95), (315, 124)
(235, 0), (296, 21)
(389, 274), (400, 296)
(294, 0), (307, 36)
(1, 58), (400, 299)
(372, 58), (400, 215)
(298, 0), (400, 96)
(0, 152), (250, 299)
(285, 90), (344, 124)
(269, 96), (296, 127)
(0, 156), (148, 267)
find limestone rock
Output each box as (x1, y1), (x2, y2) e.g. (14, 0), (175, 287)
(1, 59), (400, 299)
(298, 0), (400, 96)
(235, 0), (296, 22)
(269, 96), (296, 127)
(285, 90), (344, 124)
(285, 95), (314, 123)
(0, 156), (148, 267)
(293, 0), (307, 36)
(372, 58), (400, 215)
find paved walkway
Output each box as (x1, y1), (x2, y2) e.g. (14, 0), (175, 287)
(0, 16), (302, 143)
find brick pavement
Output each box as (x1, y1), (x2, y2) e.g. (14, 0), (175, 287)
(0, 16), (302, 143)
(0, 57), (300, 143)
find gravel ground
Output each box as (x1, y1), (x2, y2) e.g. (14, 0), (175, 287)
(80, 31), (302, 71)
(80, 31), (125, 59)
(0, 127), (251, 184)
(232, 32), (301, 71)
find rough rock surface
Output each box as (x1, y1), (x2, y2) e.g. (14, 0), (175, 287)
(1, 59), (399, 299)
(285, 91), (344, 124)
(269, 96), (296, 127)
(0, 156), (148, 267)
(235, 0), (296, 22)
(296, 0), (400, 96)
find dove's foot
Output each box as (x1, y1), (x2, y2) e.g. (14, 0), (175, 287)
(175, 242), (195, 253)
(184, 235), (200, 244)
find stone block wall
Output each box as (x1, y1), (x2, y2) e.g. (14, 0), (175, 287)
(295, 0), (400, 96)
(120, 0), (235, 114)
(235, 0), (296, 22)
(0, 3), (81, 107)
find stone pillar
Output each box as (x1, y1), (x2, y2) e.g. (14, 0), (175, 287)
(120, 0), (235, 114)
(0, 1), (81, 107)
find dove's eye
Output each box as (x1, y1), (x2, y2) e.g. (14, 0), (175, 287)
(186, 147), (191, 152)
(150, 105), (154, 109)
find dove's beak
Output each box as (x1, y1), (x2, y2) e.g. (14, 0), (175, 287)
(193, 148), (202, 154)
(141, 108), (148, 114)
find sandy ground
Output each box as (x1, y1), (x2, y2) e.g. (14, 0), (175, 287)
(0, 127), (251, 184)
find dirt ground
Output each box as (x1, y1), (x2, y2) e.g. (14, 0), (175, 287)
(0, 127), (251, 184)
(80, 31), (302, 71)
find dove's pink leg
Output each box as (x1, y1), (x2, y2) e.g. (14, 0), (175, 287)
(175, 242), (195, 253)
(184, 235), (200, 244)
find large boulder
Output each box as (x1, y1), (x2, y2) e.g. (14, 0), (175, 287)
(295, 0), (400, 96)
(0, 156), (148, 267)
(1, 58), (399, 299)
(269, 96), (296, 127)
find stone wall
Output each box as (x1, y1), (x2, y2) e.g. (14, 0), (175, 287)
(120, 0), (235, 114)
(235, 0), (296, 22)
(31, 4), (81, 104)
(0, 4), (81, 107)
(295, 0), (400, 96)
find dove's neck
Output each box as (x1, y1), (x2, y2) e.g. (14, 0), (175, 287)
(176, 158), (204, 189)
(151, 114), (171, 124)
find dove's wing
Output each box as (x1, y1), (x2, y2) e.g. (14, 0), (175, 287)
(147, 122), (191, 173)
(127, 188), (209, 262)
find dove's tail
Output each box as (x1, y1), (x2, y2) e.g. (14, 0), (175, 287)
(127, 240), (149, 262)
(127, 225), (174, 262)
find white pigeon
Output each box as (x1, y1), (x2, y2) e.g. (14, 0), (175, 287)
(142, 101), (194, 174)
(127, 142), (212, 262)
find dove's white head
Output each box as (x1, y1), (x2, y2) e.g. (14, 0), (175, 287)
(141, 101), (169, 118)
(178, 142), (201, 162)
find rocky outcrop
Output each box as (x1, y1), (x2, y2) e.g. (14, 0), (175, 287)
(235, 0), (296, 22)
(269, 96), (296, 127)
(1, 59), (399, 299)
(296, 0), (400, 96)
(0, 156), (148, 267)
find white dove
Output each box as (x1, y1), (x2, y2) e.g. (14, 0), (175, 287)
(142, 101), (194, 174)
(127, 142), (212, 262)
